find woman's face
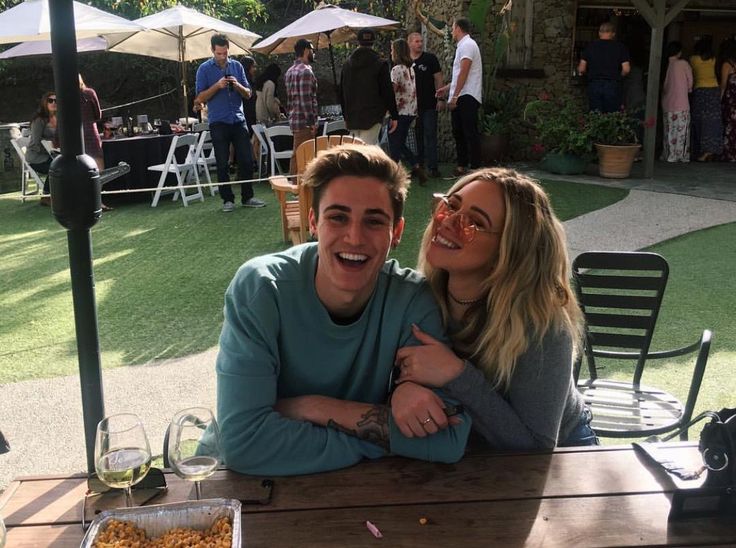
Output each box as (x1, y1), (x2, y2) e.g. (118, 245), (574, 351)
(426, 179), (506, 281)
(46, 95), (57, 115)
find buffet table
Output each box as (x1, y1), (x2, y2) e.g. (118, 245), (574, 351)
(1, 443), (734, 546)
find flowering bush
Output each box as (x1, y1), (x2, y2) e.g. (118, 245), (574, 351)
(523, 94), (593, 157)
(587, 109), (640, 145)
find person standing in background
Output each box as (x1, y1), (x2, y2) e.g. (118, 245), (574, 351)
(340, 27), (398, 145)
(661, 41), (693, 163)
(389, 38), (426, 185)
(285, 39), (318, 174)
(719, 39), (736, 162)
(690, 37), (722, 162)
(435, 17), (483, 176)
(79, 75), (112, 211)
(256, 63), (284, 125)
(27, 91), (57, 206)
(408, 32), (443, 179)
(578, 22), (630, 113)
(242, 56), (258, 128)
(194, 34), (264, 212)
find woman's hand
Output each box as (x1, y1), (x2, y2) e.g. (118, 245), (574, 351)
(394, 324), (465, 388)
(390, 381), (456, 438)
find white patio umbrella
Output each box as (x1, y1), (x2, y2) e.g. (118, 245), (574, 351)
(0, 0), (143, 43)
(102, 5), (261, 117)
(0, 36), (107, 59)
(252, 3), (399, 91)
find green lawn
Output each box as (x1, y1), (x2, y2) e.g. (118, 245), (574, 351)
(0, 176), (626, 384)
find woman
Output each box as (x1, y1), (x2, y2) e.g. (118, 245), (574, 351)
(392, 168), (596, 449)
(27, 91), (57, 205)
(690, 36), (722, 161)
(78, 74), (112, 210)
(389, 38), (426, 184)
(661, 41), (693, 163)
(242, 56), (258, 128)
(255, 63), (283, 125)
(719, 39), (736, 162)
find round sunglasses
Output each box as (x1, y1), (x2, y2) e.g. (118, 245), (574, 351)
(433, 195), (501, 243)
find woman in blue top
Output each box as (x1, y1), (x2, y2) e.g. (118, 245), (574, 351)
(393, 168), (598, 449)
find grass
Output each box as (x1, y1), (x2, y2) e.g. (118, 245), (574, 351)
(0, 175), (626, 384)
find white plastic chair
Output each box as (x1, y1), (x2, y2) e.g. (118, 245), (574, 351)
(148, 133), (204, 207)
(322, 119), (348, 136)
(194, 130), (218, 196)
(251, 123), (269, 179)
(264, 125), (293, 176)
(10, 137), (45, 202)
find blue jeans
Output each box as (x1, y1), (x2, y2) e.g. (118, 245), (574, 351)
(209, 121), (254, 204)
(559, 407), (600, 447)
(416, 108), (438, 170)
(388, 115), (418, 167)
(587, 80), (622, 113)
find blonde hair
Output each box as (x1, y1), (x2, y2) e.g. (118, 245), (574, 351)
(417, 168), (582, 390)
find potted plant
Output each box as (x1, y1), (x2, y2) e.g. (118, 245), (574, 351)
(523, 94), (593, 175)
(587, 110), (641, 178)
(479, 88), (523, 164)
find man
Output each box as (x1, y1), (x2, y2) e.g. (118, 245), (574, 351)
(340, 28), (398, 145)
(284, 38), (319, 174)
(436, 17), (483, 176)
(216, 145), (470, 475)
(408, 32), (444, 179)
(577, 22), (631, 113)
(194, 34), (265, 212)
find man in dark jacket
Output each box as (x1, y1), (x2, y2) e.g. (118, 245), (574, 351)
(340, 27), (398, 145)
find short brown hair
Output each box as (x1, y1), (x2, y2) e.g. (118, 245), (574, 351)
(599, 22), (615, 34)
(303, 144), (409, 224)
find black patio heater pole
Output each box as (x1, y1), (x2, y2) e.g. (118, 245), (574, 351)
(48, 0), (105, 474)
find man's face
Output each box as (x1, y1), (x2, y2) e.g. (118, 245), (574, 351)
(409, 34), (423, 55)
(212, 44), (229, 66)
(452, 22), (461, 42)
(307, 47), (315, 63)
(309, 176), (404, 316)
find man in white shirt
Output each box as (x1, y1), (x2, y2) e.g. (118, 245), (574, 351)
(436, 17), (483, 176)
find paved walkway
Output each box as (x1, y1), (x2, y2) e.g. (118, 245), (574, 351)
(2, 162), (736, 492)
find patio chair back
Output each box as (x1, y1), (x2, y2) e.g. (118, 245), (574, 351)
(251, 124), (269, 178)
(264, 125), (293, 176)
(572, 251), (712, 439)
(194, 130), (218, 196)
(322, 119), (348, 136)
(149, 133), (204, 207)
(10, 137), (45, 202)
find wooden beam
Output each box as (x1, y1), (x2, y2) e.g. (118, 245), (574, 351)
(642, 0), (667, 178)
(664, 0), (691, 27)
(631, 0), (656, 27)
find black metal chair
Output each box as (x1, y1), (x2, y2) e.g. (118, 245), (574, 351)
(572, 251), (712, 440)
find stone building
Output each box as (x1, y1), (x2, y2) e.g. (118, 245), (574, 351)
(407, 0), (736, 162)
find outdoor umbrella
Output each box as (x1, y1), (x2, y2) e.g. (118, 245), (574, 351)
(0, 36), (107, 59)
(102, 5), (261, 118)
(0, 0), (145, 474)
(252, 3), (399, 89)
(0, 0), (142, 42)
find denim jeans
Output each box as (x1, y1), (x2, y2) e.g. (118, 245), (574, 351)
(559, 407), (600, 447)
(209, 120), (254, 204)
(587, 80), (623, 113)
(415, 108), (438, 170)
(388, 115), (418, 167)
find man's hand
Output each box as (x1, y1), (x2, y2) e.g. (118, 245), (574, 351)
(390, 381), (457, 438)
(395, 324), (465, 388)
(387, 119), (398, 134)
(435, 84), (449, 99)
(447, 97), (459, 111)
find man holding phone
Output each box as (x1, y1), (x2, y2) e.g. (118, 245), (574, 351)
(194, 33), (265, 212)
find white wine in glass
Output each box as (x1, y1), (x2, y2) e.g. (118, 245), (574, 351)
(167, 407), (221, 500)
(95, 413), (152, 507)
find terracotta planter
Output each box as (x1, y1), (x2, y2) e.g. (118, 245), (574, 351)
(595, 143), (641, 179)
(540, 152), (588, 175)
(480, 134), (508, 165)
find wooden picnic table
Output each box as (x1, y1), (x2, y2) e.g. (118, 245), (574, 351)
(1, 442), (734, 546)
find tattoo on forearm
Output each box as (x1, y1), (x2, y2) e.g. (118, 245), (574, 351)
(326, 405), (390, 451)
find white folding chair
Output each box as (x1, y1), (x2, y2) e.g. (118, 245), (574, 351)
(194, 130), (218, 196)
(251, 124), (269, 179)
(322, 119), (347, 136)
(264, 125), (293, 176)
(148, 133), (204, 207)
(192, 122), (209, 132)
(10, 137), (45, 202)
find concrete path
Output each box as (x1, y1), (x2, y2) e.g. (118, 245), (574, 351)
(3, 179), (736, 493)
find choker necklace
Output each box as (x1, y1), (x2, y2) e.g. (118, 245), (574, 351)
(448, 292), (484, 306)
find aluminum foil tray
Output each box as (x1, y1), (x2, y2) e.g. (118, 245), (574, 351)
(80, 498), (241, 547)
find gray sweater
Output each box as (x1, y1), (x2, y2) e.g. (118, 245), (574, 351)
(444, 327), (584, 450)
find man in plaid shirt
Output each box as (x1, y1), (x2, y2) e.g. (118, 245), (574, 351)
(285, 38), (318, 174)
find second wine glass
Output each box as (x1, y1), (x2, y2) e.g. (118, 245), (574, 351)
(167, 407), (221, 500)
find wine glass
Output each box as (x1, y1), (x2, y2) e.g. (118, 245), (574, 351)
(167, 407), (221, 500)
(94, 413), (152, 507)
(0, 512), (6, 548)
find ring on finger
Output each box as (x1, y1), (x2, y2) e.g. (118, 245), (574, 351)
(422, 417), (433, 425)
